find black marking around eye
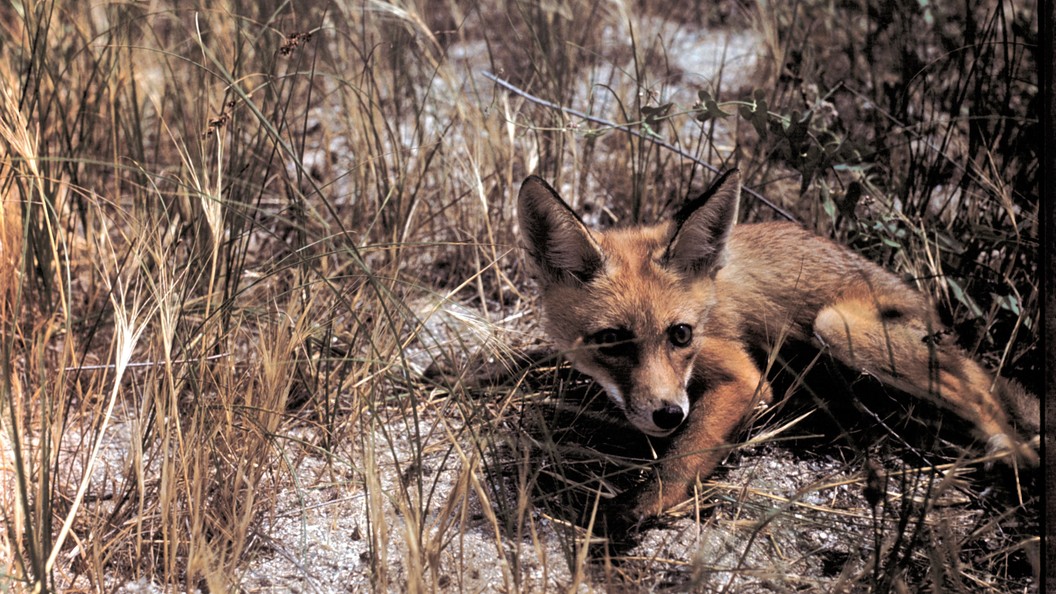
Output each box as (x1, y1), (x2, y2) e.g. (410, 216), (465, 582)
(588, 328), (638, 359)
(880, 307), (903, 320)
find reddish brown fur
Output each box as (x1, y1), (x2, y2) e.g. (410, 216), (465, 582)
(518, 172), (1038, 521)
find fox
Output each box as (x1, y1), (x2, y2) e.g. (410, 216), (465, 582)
(517, 169), (1039, 522)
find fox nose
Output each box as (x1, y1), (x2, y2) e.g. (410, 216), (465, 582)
(652, 404), (685, 431)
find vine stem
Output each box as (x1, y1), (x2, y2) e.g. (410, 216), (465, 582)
(482, 70), (797, 222)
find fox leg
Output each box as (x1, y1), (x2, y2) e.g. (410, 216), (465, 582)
(813, 294), (1038, 466)
(632, 339), (772, 519)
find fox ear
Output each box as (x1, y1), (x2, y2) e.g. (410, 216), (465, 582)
(518, 176), (604, 284)
(665, 169), (740, 276)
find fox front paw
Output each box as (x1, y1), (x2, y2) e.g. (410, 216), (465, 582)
(582, 482), (669, 537)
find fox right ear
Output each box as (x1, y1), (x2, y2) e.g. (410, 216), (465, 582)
(664, 169), (740, 276)
(518, 176), (604, 284)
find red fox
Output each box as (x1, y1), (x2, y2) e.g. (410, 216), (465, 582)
(518, 169), (1038, 520)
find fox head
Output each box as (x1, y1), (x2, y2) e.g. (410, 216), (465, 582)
(518, 170), (740, 436)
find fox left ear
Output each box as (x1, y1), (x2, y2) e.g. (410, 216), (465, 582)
(518, 176), (605, 285)
(664, 169), (740, 276)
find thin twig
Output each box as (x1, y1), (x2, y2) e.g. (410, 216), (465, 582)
(483, 71), (798, 222)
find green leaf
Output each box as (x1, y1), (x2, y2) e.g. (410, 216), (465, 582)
(640, 121), (661, 138)
(695, 92), (731, 123)
(821, 185), (836, 220)
(992, 292), (1020, 316)
(739, 94), (769, 138)
(641, 103), (673, 131)
(947, 278), (984, 318)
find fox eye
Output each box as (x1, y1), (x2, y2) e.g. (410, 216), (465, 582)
(668, 323), (693, 347)
(589, 328), (635, 357)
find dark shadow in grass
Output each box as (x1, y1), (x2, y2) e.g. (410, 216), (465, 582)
(759, 344), (1041, 590)
(477, 361), (671, 562)
(484, 343), (1039, 590)
(751, 340), (1036, 468)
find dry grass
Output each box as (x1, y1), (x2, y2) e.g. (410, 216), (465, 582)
(0, 0), (1038, 592)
